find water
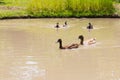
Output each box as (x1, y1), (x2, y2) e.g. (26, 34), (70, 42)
(0, 18), (120, 80)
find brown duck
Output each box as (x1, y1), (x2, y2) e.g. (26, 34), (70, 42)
(57, 39), (79, 49)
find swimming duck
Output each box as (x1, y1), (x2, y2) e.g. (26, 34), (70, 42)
(57, 39), (79, 49)
(55, 23), (60, 31)
(78, 35), (96, 45)
(63, 21), (67, 27)
(87, 23), (93, 32)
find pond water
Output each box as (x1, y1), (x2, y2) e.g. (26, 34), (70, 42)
(0, 18), (120, 80)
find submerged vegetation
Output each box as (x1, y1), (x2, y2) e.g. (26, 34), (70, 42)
(27, 0), (115, 17)
(0, 0), (120, 18)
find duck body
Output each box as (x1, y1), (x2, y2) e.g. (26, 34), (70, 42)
(87, 25), (93, 29)
(86, 38), (96, 45)
(68, 43), (79, 49)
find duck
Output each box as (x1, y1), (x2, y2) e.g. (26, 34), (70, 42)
(57, 39), (79, 49)
(87, 23), (93, 32)
(63, 21), (67, 27)
(78, 35), (96, 45)
(55, 23), (60, 31)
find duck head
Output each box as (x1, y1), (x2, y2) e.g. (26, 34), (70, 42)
(57, 39), (62, 43)
(89, 22), (91, 25)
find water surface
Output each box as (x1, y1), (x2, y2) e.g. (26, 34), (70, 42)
(0, 18), (120, 80)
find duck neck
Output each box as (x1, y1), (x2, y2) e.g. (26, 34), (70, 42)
(59, 41), (63, 49)
(80, 38), (84, 45)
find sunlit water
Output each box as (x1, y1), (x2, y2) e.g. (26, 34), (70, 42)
(0, 18), (120, 80)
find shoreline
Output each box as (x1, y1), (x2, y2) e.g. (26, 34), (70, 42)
(0, 15), (120, 20)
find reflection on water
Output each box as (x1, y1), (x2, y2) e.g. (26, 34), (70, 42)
(10, 65), (46, 80)
(0, 18), (120, 80)
(0, 56), (47, 80)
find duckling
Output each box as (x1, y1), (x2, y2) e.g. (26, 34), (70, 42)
(78, 35), (96, 45)
(55, 23), (60, 31)
(87, 23), (93, 32)
(57, 39), (79, 49)
(63, 21), (67, 27)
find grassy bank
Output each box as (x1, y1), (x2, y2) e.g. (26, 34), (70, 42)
(0, 0), (28, 19)
(27, 0), (115, 17)
(0, 0), (119, 18)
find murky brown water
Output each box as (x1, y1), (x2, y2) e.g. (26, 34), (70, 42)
(0, 18), (120, 80)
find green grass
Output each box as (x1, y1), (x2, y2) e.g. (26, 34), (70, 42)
(0, 0), (28, 19)
(0, 10), (27, 19)
(0, 0), (117, 18)
(1, 0), (28, 7)
(115, 0), (120, 3)
(27, 0), (115, 17)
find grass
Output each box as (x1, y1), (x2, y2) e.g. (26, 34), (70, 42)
(0, 0), (28, 19)
(27, 0), (115, 17)
(1, 0), (28, 7)
(0, 10), (27, 19)
(115, 0), (120, 3)
(0, 0), (118, 18)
